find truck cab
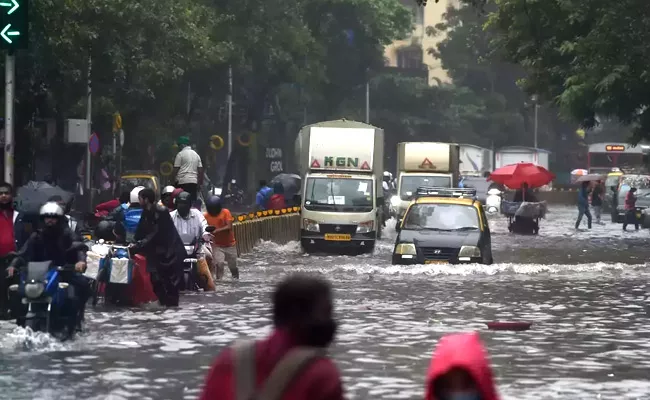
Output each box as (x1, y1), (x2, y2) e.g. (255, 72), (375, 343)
(296, 120), (384, 254)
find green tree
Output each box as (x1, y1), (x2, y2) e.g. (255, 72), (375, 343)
(488, 0), (650, 142)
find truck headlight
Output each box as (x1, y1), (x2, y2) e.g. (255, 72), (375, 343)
(458, 246), (481, 258)
(356, 221), (374, 233)
(24, 282), (45, 299)
(395, 243), (417, 255)
(303, 218), (320, 232)
(390, 195), (401, 207)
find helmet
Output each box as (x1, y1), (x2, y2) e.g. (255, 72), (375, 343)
(206, 195), (222, 215)
(95, 220), (116, 241)
(162, 186), (175, 197)
(40, 201), (64, 218)
(175, 191), (192, 206)
(383, 171), (391, 177)
(130, 186), (145, 204)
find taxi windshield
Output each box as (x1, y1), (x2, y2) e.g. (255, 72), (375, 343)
(403, 203), (480, 231)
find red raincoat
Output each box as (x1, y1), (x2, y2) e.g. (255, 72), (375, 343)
(267, 194), (287, 210)
(200, 329), (344, 400)
(94, 199), (120, 218)
(425, 333), (499, 400)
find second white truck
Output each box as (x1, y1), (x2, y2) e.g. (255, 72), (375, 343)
(391, 142), (460, 218)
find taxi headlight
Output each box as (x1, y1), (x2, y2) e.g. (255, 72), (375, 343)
(356, 221), (374, 233)
(458, 246), (481, 258)
(395, 243), (417, 255)
(24, 282), (45, 299)
(303, 218), (320, 232)
(390, 195), (401, 207)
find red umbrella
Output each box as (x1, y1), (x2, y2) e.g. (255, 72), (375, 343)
(489, 163), (555, 189)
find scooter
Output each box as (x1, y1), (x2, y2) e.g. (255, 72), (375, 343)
(485, 188), (502, 215)
(180, 226), (215, 292)
(9, 242), (88, 341)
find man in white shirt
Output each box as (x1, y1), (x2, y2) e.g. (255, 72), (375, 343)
(169, 191), (215, 291)
(173, 136), (203, 203)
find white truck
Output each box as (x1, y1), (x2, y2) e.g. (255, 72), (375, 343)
(459, 144), (493, 176)
(295, 120), (384, 253)
(391, 142), (460, 218)
(494, 146), (550, 170)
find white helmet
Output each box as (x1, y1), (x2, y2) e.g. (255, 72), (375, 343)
(383, 171), (391, 177)
(130, 186), (145, 204)
(162, 185), (175, 197)
(40, 201), (64, 218)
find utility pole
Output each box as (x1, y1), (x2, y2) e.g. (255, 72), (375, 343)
(532, 95), (539, 148)
(365, 82), (370, 123)
(227, 65), (233, 159)
(86, 54), (92, 205)
(4, 51), (14, 185)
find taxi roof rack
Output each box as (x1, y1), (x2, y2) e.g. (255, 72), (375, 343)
(415, 186), (477, 199)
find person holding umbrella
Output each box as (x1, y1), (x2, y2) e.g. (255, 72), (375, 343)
(576, 181), (592, 230)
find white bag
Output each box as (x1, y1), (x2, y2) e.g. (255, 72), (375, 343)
(84, 251), (103, 280)
(108, 258), (133, 284)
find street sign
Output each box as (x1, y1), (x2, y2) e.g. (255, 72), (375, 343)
(88, 132), (100, 154)
(0, 0), (27, 50)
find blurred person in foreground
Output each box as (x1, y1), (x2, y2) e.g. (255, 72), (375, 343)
(204, 195), (239, 280)
(425, 332), (499, 400)
(200, 274), (344, 400)
(130, 188), (187, 307)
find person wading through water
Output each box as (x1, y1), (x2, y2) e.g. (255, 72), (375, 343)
(199, 274), (344, 400)
(130, 188), (187, 307)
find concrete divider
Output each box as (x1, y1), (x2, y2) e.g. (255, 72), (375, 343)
(232, 208), (301, 255)
(505, 190), (577, 205)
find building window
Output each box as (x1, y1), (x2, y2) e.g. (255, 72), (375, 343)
(397, 48), (422, 69)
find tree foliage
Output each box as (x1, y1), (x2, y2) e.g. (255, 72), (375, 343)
(488, 0), (650, 142)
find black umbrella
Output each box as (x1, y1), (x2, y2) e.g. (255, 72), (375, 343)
(269, 173), (301, 202)
(15, 181), (74, 214)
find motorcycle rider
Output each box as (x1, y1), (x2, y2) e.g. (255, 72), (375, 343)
(130, 188), (187, 307)
(114, 186), (145, 243)
(160, 185), (176, 209)
(7, 202), (89, 329)
(48, 195), (80, 236)
(169, 191), (215, 291)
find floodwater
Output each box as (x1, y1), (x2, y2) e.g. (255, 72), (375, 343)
(2, 206), (650, 399)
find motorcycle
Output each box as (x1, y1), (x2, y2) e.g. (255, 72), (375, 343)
(8, 242), (88, 341)
(485, 188), (502, 215)
(180, 226), (215, 292)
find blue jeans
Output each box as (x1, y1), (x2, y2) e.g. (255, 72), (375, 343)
(576, 206), (592, 229)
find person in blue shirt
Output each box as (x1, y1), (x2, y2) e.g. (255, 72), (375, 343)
(575, 181), (592, 229)
(114, 186), (145, 243)
(255, 180), (273, 210)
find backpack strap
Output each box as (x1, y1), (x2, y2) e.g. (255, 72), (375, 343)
(233, 340), (257, 400)
(254, 347), (325, 400)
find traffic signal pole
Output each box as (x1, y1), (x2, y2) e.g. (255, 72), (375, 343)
(4, 51), (14, 185)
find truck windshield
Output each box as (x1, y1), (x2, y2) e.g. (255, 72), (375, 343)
(403, 204), (480, 231)
(304, 178), (374, 212)
(400, 175), (451, 200)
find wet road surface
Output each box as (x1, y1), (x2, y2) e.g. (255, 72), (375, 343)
(2, 206), (650, 399)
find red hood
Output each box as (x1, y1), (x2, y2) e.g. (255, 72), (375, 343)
(425, 332), (499, 400)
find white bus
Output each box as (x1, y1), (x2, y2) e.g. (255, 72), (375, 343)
(587, 142), (650, 174)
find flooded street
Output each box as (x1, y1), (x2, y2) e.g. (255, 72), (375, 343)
(2, 206), (650, 399)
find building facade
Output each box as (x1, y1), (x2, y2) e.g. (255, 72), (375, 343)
(384, 0), (459, 85)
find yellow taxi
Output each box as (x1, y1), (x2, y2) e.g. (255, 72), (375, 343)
(392, 187), (493, 265)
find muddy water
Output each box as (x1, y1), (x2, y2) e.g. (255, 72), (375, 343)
(1, 207), (649, 399)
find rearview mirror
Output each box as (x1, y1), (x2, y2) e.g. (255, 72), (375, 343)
(395, 219), (402, 232)
(205, 226), (216, 233)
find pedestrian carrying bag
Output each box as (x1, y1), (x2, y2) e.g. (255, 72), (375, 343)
(233, 340), (325, 400)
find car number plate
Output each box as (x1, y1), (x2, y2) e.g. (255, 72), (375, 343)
(424, 260), (448, 264)
(324, 234), (351, 241)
